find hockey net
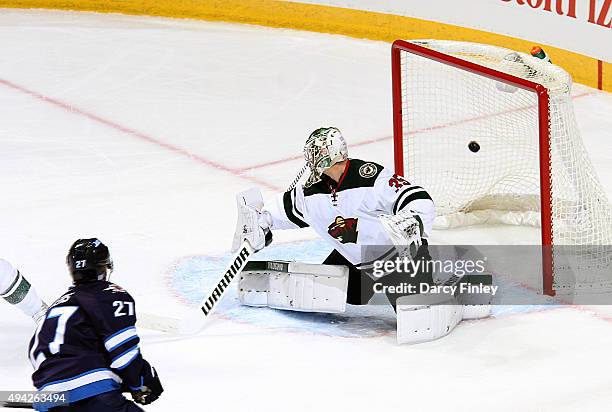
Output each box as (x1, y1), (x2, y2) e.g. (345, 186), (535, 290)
(392, 40), (612, 295)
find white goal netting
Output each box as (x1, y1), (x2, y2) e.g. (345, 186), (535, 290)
(396, 40), (612, 292)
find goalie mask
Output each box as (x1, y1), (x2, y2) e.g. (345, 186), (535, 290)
(304, 127), (348, 187)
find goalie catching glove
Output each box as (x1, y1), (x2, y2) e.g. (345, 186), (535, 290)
(378, 209), (424, 259)
(232, 188), (273, 252)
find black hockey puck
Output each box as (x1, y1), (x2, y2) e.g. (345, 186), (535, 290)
(468, 141), (480, 153)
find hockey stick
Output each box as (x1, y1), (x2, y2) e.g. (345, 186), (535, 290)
(197, 240), (254, 319)
(139, 168), (305, 334)
(161, 169), (305, 332)
(137, 240), (255, 334)
(0, 401), (33, 409)
(287, 163), (308, 191)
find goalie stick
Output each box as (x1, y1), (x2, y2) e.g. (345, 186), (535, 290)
(198, 240), (254, 318)
(137, 240), (255, 334)
(287, 163), (308, 191)
(139, 165), (308, 333)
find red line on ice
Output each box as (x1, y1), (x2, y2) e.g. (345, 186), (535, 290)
(0, 77), (594, 190)
(239, 90), (594, 172)
(0, 78), (282, 192)
(237, 135), (394, 172)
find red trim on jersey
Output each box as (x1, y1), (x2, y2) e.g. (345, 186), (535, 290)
(336, 159), (351, 189)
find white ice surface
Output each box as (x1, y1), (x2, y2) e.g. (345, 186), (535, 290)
(0, 9), (611, 412)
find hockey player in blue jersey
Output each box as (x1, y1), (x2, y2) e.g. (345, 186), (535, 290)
(28, 238), (163, 411)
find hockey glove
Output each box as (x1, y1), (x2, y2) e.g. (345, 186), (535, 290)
(232, 188), (273, 252)
(378, 210), (423, 259)
(131, 366), (163, 405)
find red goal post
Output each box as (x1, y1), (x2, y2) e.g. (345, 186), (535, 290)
(391, 40), (556, 294)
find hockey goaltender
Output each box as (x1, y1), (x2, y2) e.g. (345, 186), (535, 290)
(232, 127), (492, 344)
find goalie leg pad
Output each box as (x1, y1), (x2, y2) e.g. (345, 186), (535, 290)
(238, 261), (349, 313)
(238, 264), (270, 307)
(457, 274), (493, 320)
(396, 292), (463, 344)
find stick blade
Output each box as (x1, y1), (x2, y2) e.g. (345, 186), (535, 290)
(1, 401), (34, 409)
(137, 311), (207, 335)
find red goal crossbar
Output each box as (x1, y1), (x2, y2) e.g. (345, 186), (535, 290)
(391, 40), (555, 296)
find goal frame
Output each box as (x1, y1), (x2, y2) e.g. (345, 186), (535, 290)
(391, 40), (555, 296)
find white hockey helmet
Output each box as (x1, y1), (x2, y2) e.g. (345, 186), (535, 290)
(303, 127), (348, 187)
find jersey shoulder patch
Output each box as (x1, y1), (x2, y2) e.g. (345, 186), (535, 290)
(357, 162), (379, 179)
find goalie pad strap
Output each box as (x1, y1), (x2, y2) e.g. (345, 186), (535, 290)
(239, 261), (349, 313)
(244, 261), (349, 277)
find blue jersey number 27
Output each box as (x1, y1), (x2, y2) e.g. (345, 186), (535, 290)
(29, 306), (78, 371)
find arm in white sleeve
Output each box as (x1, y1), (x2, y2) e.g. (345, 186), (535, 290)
(264, 187), (309, 230)
(0, 259), (48, 323)
(374, 169), (435, 240)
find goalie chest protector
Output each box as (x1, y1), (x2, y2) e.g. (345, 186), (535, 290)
(265, 159), (435, 269)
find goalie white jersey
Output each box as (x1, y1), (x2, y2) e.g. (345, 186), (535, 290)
(265, 159), (435, 268)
